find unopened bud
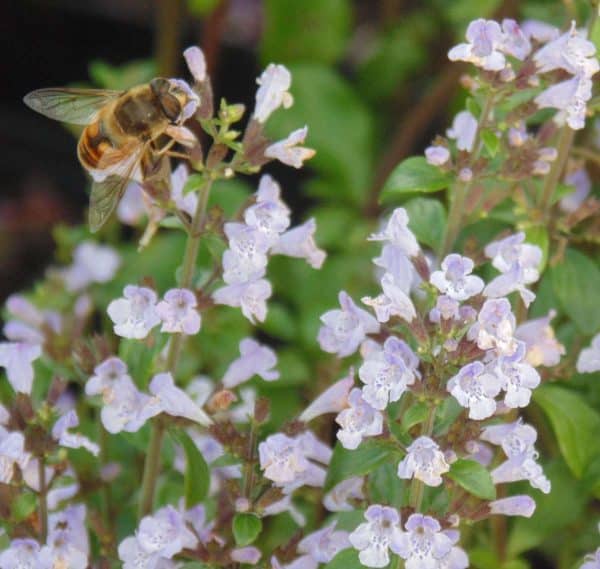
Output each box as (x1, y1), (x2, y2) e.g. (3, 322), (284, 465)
(207, 389), (237, 413)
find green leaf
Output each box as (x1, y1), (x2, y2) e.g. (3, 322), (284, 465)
(325, 439), (401, 491)
(11, 492), (37, 522)
(266, 65), (375, 206)
(524, 225), (549, 272)
(533, 385), (600, 478)
(550, 248), (600, 335)
(187, 0), (219, 15)
(261, 0), (351, 65)
(447, 459), (496, 500)
(182, 173), (205, 195)
(401, 401), (429, 431)
(323, 548), (362, 569)
(172, 429), (210, 508)
(380, 157), (452, 202)
(403, 197), (447, 252)
(369, 463), (406, 508)
(481, 129), (499, 157)
(232, 513), (262, 546)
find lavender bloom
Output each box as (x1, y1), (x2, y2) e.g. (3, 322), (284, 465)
(349, 505), (403, 568)
(318, 291), (380, 357)
(323, 477), (364, 512)
(397, 436), (450, 487)
(223, 338), (279, 388)
(368, 208), (419, 258)
(0, 342), (42, 394)
(480, 420), (538, 457)
(265, 126), (316, 168)
(300, 370), (354, 422)
(516, 310), (565, 367)
(259, 433), (312, 486)
(501, 19), (532, 60)
(244, 175), (291, 245)
(271, 218), (326, 269)
(42, 504), (89, 569)
(149, 373), (212, 426)
(492, 341), (541, 408)
(298, 522), (350, 563)
(522, 20), (560, 43)
(0, 539), (42, 568)
(362, 272), (417, 323)
(447, 361), (502, 420)
(59, 241), (121, 292)
(117, 182), (148, 226)
(222, 223), (271, 284)
(107, 285), (161, 339)
(118, 537), (165, 569)
(392, 514), (455, 569)
(535, 74), (593, 130)
(465, 440), (493, 467)
(470, 298), (517, 355)
(359, 337), (420, 410)
(430, 254), (484, 301)
(52, 410), (100, 456)
(213, 278), (272, 324)
(184, 45), (207, 83)
(136, 505), (197, 559)
(577, 334), (600, 373)
(491, 452), (551, 493)
(489, 495), (536, 517)
(448, 19), (506, 70)
(373, 244), (417, 287)
(253, 64), (293, 123)
(232, 547), (261, 564)
(581, 549), (600, 569)
(85, 357), (131, 397)
(335, 388), (383, 449)
(429, 295), (460, 323)
(560, 167), (592, 212)
(425, 145), (450, 166)
(170, 163), (198, 217)
(447, 111), (478, 152)
(156, 288), (201, 335)
(0, 428), (28, 483)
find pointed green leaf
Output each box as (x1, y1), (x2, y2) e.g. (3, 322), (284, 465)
(380, 157), (452, 202)
(447, 459), (496, 500)
(172, 429), (210, 508)
(232, 513), (262, 546)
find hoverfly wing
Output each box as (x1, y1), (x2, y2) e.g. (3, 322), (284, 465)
(23, 88), (122, 125)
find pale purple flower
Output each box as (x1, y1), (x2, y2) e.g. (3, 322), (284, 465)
(480, 420), (538, 457)
(0, 428), (28, 483)
(244, 175), (291, 244)
(170, 163), (198, 217)
(516, 310), (565, 367)
(465, 440), (493, 467)
(0, 539), (42, 568)
(522, 20), (560, 43)
(429, 295), (460, 323)
(447, 361), (502, 420)
(438, 544), (469, 569)
(259, 433), (309, 485)
(349, 505), (403, 568)
(577, 334), (600, 373)
(149, 372), (212, 426)
(362, 272), (416, 323)
(265, 126), (316, 168)
(458, 167), (473, 182)
(136, 505), (197, 559)
(359, 337), (420, 410)
(0, 342), (41, 394)
(298, 523), (351, 563)
(501, 19), (531, 60)
(85, 357), (130, 397)
(448, 19), (506, 70)
(535, 74), (594, 130)
(508, 122), (528, 147)
(335, 388), (383, 449)
(425, 146), (450, 166)
(212, 278), (272, 324)
(272, 218), (326, 268)
(184, 45), (207, 83)
(118, 537), (168, 569)
(392, 514), (455, 569)
(373, 244), (417, 287)
(0, 404), (8, 425)
(318, 291), (380, 357)
(107, 285), (161, 339)
(368, 208), (419, 257)
(52, 410), (100, 456)
(5, 295), (43, 327)
(42, 504), (89, 569)
(447, 111), (478, 152)
(485, 233), (541, 278)
(117, 182), (148, 225)
(561, 167), (592, 212)
(489, 495), (536, 517)
(59, 241), (120, 292)
(491, 452), (551, 493)
(470, 298), (517, 355)
(262, 494), (306, 526)
(323, 477), (364, 512)
(156, 288), (201, 335)
(397, 436), (450, 487)
(223, 338), (279, 388)
(534, 22), (599, 77)
(430, 254), (484, 301)
(492, 341), (541, 408)
(581, 549), (600, 569)
(222, 223), (270, 284)
(232, 547), (261, 564)
(300, 370), (354, 422)
(48, 480), (80, 510)
(253, 64), (293, 123)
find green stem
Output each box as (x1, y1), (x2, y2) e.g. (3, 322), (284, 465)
(38, 456), (48, 542)
(441, 93), (495, 258)
(138, 179), (213, 519)
(539, 126), (575, 215)
(409, 403), (437, 511)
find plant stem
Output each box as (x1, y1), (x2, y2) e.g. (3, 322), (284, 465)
(441, 93), (495, 258)
(539, 126), (575, 215)
(138, 178), (213, 519)
(38, 456), (48, 542)
(409, 403), (437, 511)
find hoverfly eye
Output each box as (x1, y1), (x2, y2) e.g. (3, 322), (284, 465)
(157, 93), (182, 124)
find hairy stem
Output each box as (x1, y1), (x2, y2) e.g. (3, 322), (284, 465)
(441, 93), (495, 258)
(138, 179), (213, 519)
(38, 456), (48, 542)
(539, 126), (575, 215)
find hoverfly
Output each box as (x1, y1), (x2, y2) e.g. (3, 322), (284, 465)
(24, 78), (199, 232)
